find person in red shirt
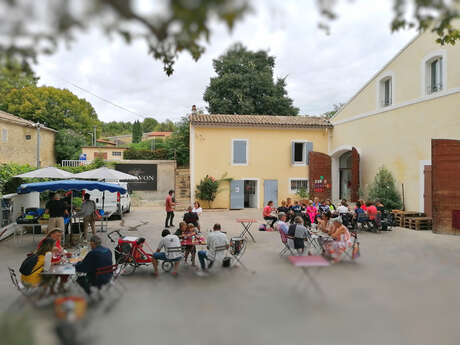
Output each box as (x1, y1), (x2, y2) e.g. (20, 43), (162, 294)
(366, 201), (378, 220)
(165, 190), (176, 228)
(263, 201), (277, 228)
(37, 229), (64, 262)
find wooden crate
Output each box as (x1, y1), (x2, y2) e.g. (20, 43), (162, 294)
(406, 217), (432, 231)
(393, 211), (425, 228)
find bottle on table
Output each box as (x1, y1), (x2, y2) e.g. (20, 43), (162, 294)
(44, 251), (52, 271)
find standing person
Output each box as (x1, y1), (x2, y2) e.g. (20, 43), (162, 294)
(165, 190), (175, 228)
(45, 193), (68, 232)
(197, 223), (229, 274)
(74, 193), (97, 239)
(75, 235), (113, 294)
(263, 201), (277, 228)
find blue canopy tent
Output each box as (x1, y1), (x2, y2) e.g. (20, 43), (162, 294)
(17, 180), (127, 194)
(17, 180), (127, 242)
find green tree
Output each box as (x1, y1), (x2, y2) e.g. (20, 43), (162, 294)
(3, 86), (99, 134)
(155, 120), (176, 132)
(322, 103), (345, 119)
(142, 117), (159, 133)
(164, 117), (190, 166)
(204, 43), (299, 115)
(132, 120), (143, 143)
(368, 166), (403, 210)
(0, 56), (38, 111)
(55, 129), (87, 163)
(0, 163), (35, 195)
(101, 121), (133, 136)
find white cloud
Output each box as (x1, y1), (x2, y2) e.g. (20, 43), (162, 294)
(34, 0), (417, 123)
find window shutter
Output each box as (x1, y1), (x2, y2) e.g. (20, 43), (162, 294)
(291, 142), (296, 164)
(305, 142), (313, 165)
(233, 140), (247, 164)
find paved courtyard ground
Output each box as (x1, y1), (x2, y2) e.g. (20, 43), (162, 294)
(1, 206), (460, 345)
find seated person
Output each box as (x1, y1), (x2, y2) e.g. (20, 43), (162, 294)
(325, 199), (336, 213)
(174, 221), (187, 238)
(192, 201), (203, 216)
(287, 216), (308, 254)
(359, 199), (368, 212)
(366, 201), (379, 229)
(318, 201), (331, 215)
(375, 200), (385, 214)
(21, 238), (55, 287)
(312, 197), (321, 209)
(277, 200), (289, 214)
(38, 228), (64, 262)
(354, 201), (366, 218)
(183, 206), (199, 228)
(183, 223), (198, 266)
(336, 201), (349, 215)
(323, 218), (352, 262)
(263, 201), (277, 228)
(152, 229), (183, 276)
(286, 197), (293, 209)
(75, 235), (113, 294)
(306, 200), (318, 225)
(197, 223), (229, 273)
(318, 212), (332, 234)
(277, 213), (289, 234)
(291, 201), (302, 213)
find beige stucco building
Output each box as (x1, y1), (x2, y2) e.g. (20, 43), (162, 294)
(190, 114), (332, 209)
(0, 110), (56, 167)
(330, 29), (460, 213)
(81, 146), (128, 161)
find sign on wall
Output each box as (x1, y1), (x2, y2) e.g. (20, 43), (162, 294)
(115, 164), (157, 191)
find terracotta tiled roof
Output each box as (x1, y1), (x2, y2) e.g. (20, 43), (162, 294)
(190, 114), (332, 129)
(144, 131), (173, 137)
(0, 110), (56, 132)
(96, 139), (116, 146)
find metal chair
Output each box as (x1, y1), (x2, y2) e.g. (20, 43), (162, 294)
(279, 231), (295, 257)
(161, 246), (183, 272)
(94, 264), (124, 299)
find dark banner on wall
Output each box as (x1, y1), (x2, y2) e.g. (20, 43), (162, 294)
(115, 164), (157, 191)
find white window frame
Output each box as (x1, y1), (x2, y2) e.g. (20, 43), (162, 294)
(1, 128), (7, 143)
(289, 178), (309, 194)
(421, 50), (447, 96)
(231, 139), (248, 166)
(112, 151), (122, 156)
(291, 140), (308, 166)
(376, 71), (395, 109)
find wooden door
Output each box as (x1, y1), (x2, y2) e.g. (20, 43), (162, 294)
(351, 147), (360, 202)
(94, 152), (108, 160)
(308, 152), (331, 200)
(424, 165), (432, 217)
(432, 139), (460, 234)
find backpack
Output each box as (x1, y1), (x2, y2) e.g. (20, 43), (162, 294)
(19, 254), (41, 276)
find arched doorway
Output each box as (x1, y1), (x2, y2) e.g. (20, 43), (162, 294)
(339, 151), (352, 200)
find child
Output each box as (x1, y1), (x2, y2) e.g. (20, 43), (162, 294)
(183, 223), (197, 266)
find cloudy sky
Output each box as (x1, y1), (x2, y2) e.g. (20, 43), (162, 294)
(33, 0), (417, 123)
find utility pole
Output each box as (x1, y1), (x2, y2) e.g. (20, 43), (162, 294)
(88, 132), (93, 146)
(93, 126), (97, 146)
(36, 122), (41, 168)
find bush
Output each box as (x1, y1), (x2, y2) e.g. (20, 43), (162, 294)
(195, 175), (219, 208)
(0, 163), (35, 195)
(368, 166), (402, 210)
(123, 147), (169, 160)
(295, 187), (309, 200)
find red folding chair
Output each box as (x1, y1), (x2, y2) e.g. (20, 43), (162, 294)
(94, 264), (124, 299)
(288, 256), (330, 295)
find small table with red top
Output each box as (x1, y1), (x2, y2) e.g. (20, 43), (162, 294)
(236, 219), (257, 243)
(180, 235), (206, 247)
(288, 255), (330, 294)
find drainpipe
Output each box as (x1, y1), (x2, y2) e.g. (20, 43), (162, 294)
(36, 123), (41, 168)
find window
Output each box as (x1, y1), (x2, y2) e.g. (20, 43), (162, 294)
(232, 139), (248, 165)
(1, 129), (7, 142)
(291, 141), (313, 165)
(290, 179), (309, 194)
(428, 57), (443, 94)
(112, 151), (122, 156)
(25, 134), (31, 140)
(377, 73), (394, 108)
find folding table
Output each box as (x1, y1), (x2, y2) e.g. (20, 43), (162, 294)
(236, 219), (257, 242)
(288, 255), (330, 294)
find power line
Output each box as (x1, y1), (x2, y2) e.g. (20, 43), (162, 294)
(54, 76), (149, 119)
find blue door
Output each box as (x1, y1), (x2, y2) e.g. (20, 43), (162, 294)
(230, 180), (244, 209)
(264, 180), (278, 207)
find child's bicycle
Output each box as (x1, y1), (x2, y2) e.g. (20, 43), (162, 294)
(107, 230), (177, 275)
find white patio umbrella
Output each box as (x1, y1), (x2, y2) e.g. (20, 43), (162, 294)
(72, 167), (138, 181)
(73, 167), (138, 213)
(14, 166), (75, 179)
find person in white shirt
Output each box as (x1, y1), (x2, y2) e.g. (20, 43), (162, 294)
(197, 223), (229, 272)
(277, 213), (289, 234)
(192, 201), (203, 216)
(152, 229), (183, 276)
(337, 200), (350, 215)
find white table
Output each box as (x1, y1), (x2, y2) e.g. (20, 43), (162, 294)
(41, 264), (76, 276)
